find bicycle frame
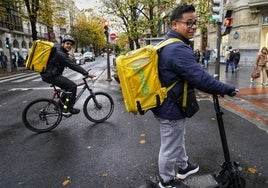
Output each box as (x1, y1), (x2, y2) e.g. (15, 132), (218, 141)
(22, 74), (114, 133)
(75, 77), (94, 103)
(51, 77), (94, 105)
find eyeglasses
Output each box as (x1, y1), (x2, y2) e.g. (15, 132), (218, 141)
(177, 19), (198, 28)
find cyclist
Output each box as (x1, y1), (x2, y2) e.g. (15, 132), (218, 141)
(41, 35), (95, 115)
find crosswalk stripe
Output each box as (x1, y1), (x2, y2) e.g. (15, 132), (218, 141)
(1, 69), (106, 84)
(0, 73), (26, 80)
(13, 74), (41, 82)
(0, 73), (36, 83)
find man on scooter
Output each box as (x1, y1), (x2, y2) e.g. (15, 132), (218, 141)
(152, 3), (236, 188)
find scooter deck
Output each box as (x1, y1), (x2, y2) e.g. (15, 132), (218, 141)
(183, 174), (219, 188)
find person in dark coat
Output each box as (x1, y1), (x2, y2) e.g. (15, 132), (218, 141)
(203, 47), (211, 69)
(0, 52), (8, 69)
(194, 49), (200, 63)
(151, 3), (236, 187)
(41, 35), (95, 115)
(234, 49), (241, 71)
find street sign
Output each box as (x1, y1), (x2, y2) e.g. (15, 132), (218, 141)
(110, 33), (116, 40)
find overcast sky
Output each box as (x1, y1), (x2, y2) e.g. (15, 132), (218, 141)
(74, 0), (101, 10)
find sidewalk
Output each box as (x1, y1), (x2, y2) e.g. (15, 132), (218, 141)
(205, 64), (268, 133)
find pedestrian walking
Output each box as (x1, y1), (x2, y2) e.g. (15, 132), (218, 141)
(0, 52), (8, 69)
(250, 47), (268, 86)
(194, 49), (201, 63)
(234, 49), (240, 71)
(11, 52), (17, 68)
(225, 46), (235, 73)
(210, 49), (217, 64)
(151, 3), (236, 188)
(203, 47), (210, 69)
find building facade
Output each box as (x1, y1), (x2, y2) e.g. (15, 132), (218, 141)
(0, 0), (79, 66)
(194, 0), (268, 65)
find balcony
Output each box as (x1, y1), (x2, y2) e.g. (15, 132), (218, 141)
(248, 0), (268, 7)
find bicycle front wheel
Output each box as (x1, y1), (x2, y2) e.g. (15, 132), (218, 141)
(22, 98), (62, 133)
(83, 92), (114, 123)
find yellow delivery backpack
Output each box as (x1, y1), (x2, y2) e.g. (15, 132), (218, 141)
(116, 38), (181, 115)
(25, 40), (55, 73)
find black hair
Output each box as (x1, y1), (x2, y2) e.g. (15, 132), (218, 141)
(170, 3), (195, 22)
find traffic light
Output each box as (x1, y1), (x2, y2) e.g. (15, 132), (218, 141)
(210, 0), (223, 23)
(5, 37), (10, 49)
(222, 10), (233, 36)
(224, 17), (232, 26)
(103, 20), (109, 37)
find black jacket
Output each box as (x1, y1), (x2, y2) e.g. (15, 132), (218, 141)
(41, 44), (88, 76)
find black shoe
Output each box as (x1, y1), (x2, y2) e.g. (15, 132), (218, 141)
(69, 108), (80, 114)
(62, 108), (71, 116)
(158, 178), (184, 188)
(176, 161), (199, 180)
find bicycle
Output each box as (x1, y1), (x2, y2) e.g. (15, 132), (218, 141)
(22, 75), (114, 133)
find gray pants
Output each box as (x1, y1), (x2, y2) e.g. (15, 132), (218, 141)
(156, 116), (189, 182)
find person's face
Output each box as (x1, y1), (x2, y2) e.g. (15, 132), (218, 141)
(62, 41), (73, 52)
(171, 12), (197, 39)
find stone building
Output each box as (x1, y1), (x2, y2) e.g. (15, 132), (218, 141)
(194, 0), (268, 66)
(0, 0), (79, 67)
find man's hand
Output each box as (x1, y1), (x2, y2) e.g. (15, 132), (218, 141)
(227, 88), (239, 97)
(88, 73), (96, 78)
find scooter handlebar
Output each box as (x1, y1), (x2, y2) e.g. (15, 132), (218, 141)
(228, 89), (239, 97)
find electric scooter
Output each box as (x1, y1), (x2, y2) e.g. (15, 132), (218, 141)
(139, 91), (246, 188)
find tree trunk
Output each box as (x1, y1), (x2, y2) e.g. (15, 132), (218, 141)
(30, 16), (38, 40)
(128, 37), (134, 50)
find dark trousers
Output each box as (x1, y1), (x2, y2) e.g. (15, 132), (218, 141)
(225, 60), (234, 72)
(41, 75), (77, 108)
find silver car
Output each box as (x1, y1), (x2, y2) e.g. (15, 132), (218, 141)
(74, 53), (85, 65)
(83, 52), (95, 62)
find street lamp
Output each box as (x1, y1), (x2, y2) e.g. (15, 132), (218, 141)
(103, 20), (112, 81)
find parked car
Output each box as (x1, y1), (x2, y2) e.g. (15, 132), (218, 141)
(74, 53), (85, 65)
(83, 52), (95, 62)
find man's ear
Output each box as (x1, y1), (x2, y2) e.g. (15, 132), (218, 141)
(171, 20), (177, 30)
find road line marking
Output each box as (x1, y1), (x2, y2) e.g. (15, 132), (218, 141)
(13, 74), (41, 82)
(0, 73), (26, 80)
(0, 72), (36, 83)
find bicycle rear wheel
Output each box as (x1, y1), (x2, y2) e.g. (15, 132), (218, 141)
(22, 98), (62, 133)
(83, 92), (114, 123)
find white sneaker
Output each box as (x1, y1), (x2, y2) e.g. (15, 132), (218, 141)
(262, 83), (268, 86)
(250, 78), (254, 83)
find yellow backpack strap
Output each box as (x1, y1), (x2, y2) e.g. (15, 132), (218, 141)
(182, 81), (188, 108)
(156, 38), (182, 91)
(155, 38), (182, 50)
(157, 38), (182, 92)
(166, 81), (178, 92)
